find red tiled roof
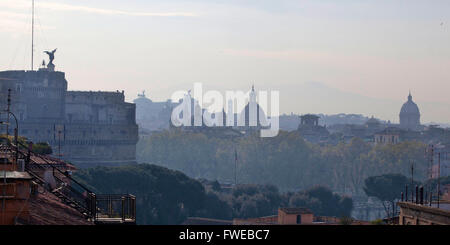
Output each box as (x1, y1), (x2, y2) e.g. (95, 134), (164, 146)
(1, 144), (76, 172)
(182, 217), (232, 225)
(29, 153), (76, 170)
(27, 192), (92, 225)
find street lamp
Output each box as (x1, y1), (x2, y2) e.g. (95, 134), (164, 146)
(1, 88), (19, 161)
(1, 111), (19, 163)
(1, 111), (19, 225)
(1, 88), (20, 224)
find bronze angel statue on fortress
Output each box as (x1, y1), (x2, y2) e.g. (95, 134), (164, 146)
(44, 48), (57, 65)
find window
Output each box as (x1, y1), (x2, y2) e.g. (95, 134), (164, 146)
(16, 83), (22, 92)
(296, 215), (302, 224)
(0, 183), (16, 198)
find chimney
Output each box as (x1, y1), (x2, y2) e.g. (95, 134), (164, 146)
(415, 185), (419, 204)
(405, 185), (408, 201)
(17, 159), (25, 172)
(26, 141), (33, 165)
(429, 193), (433, 206)
(419, 186), (424, 205)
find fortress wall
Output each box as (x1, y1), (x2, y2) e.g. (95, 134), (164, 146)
(0, 70), (67, 123)
(64, 123), (138, 142)
(62, 91), (138, 167)
(66, 91), (135, 125)
(0, 70), (138, 168)
(66, 91), (125, 105)
(18, 122), (57, 143)
(62, 143), (137, 162)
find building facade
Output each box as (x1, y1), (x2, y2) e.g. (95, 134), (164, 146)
(232, 207), (370, 225)
(398, 202), (450, 225)
(133, 91), (178, 132)
(0, 69), (138, 168)
(278, 207), (314, 225)
(374, 127), (402, 145)
(297, 114), (330, 143)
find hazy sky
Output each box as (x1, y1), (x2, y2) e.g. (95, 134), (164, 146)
(1, 0), (449, 123)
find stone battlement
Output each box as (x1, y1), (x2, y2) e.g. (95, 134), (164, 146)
(66, 91), (126, 104)
(0, 70), (66, 80)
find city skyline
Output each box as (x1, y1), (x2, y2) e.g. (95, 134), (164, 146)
(0, 0), (449, 123)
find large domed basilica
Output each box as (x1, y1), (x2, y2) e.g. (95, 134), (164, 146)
(399, 92), (421, 131)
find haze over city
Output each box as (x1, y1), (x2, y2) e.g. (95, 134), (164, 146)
(1, 0), (449, 123)
(2, 0), (450, 230)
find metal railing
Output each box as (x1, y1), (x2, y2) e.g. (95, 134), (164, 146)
(93, 194), (136, 224)
(24, 159), (96, 217)
(400, 184), (440, 207)
(14, 141), (96, 217)
(4, 141), (136, 223)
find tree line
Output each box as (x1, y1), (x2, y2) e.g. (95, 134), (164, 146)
(74, 164), (353, 224)
(137, 129), (429, 195)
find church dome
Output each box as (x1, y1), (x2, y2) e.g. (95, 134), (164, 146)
(400, 93), (420, 115)
(399, 92), (421, 130)
(365, 116), (380, 125)
(133, 91), (153, 104)
(238, 86), (269, 128)
(239, 103), (268, 127)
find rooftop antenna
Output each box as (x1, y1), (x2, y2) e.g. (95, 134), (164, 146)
(234, 148), (238, 186)
(31, 0), (35, 71)
(410, 161), (414, 202)
(437, 152), (440, 208)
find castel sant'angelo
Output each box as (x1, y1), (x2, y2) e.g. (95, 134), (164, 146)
(0, 50), (138, 168)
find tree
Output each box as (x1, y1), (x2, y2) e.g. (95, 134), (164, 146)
(339, 216), (353, 225)
(137, 129), (428, 194)
(32, 142), (53, 155)
(194, 191), (233, 220)
(288, 185), (353, 217)
(231, 184), (282, 218)
(74, 164), (208, 224)
(363, 174), (416, 220)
